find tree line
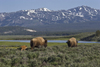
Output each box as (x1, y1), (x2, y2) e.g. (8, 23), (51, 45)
(96, 30), (100, 36)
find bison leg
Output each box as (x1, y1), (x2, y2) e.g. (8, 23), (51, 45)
(31, 42), (37, 50)
(31, 47), (34, 50)
(21, 49), (23, 51)
(35, 45), (40, 48)
(30, 40), (36, 50)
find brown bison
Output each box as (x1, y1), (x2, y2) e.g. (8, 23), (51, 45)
(66, 37), (78, 47)
(21, 45), (27, 51)
(30, 37), (47, 50)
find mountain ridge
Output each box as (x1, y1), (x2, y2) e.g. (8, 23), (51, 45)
(0, 5), (100, 27)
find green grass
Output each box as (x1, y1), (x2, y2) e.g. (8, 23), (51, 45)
(0, 41), (29, 47)
(0, 32), (95, 40)
(42, 32), (95, 40)
(0, 35), (32, 40)
(0, 41), (100, 67)
(0, 41), (66, 48)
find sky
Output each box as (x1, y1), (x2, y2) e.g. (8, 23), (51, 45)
(0, 0), (100, 12)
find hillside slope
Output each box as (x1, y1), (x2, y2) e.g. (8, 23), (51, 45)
(0, 26), (36, 35)
(29, 21), (100, 32)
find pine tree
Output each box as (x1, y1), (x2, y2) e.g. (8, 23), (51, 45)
(96, 30), (100, 36)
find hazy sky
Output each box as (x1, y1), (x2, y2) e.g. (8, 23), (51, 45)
(0, 0), (100, 12)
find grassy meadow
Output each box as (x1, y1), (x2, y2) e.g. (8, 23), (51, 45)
(0, 35), (32, 40)
(0, 32), (100, 67)
(0, 41), (100, 67)
(0, 32), (95, 40)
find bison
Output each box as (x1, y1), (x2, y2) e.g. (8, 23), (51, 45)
(30, 37), (47, 50)
(66, 37), (78, 47)
(21, 45), (27, 51)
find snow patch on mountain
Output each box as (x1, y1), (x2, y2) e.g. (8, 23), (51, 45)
(25, 29), (36, 32)
(62, 12), (65, 16)
(27, 10), (36, 16)
(20, 16), (28, 20)
(75, 12), (84, 17)
(22, 10), (28, 12)
(4, 31), (12, 34)
(79, 7), (82, 10)
(95, 10), (98, 12)
(83, 6), (88, 11)
(36, 8), (51, 11)
(0, 14), (5, 17)
(74, 9), (76, 11)
(30, 18), (33, 20)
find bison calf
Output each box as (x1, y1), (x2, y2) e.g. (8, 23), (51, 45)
(21, 45), (27, 51)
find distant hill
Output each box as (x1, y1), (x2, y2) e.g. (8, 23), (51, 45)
(0, 26), (36, 35)
(0, 21), (100, 35)
(30, 21), (100, 32)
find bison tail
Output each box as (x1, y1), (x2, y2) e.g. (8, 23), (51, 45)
(76, 41), (78, 43)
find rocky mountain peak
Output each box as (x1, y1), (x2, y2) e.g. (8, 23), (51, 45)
(36, 8), (51, 12)
(0, 6), (100, 27)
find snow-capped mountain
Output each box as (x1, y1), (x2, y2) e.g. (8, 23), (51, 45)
(0, 6), (100, 27)
(36, 8), (51, 12)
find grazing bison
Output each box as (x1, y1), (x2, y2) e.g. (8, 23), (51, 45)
(21, 45), (27, 51)
(66, 37), (78, 47)
(30, 37), (47, 50)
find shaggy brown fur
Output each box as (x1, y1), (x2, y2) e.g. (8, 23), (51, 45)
(30, 37), (47, 50)
(66, 37), (78, 47)
(21, 45), (27, 51)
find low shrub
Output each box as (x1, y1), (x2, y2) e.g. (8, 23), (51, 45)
(0, 43), (100, 67)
